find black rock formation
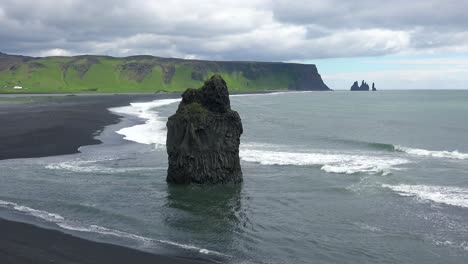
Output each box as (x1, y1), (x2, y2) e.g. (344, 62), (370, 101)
(350, 81), (360, 91)
(350, 80), (373, 91)
(372, 82), (377, 91)
(166, 75), (243, 184)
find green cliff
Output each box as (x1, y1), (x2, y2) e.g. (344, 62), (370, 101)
(0, 52), (330, 93)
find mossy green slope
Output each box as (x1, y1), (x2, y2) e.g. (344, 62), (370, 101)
(0, 53), (330, 93)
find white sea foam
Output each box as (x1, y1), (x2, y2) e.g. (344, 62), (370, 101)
(45, 159), (162, 173)
(240, 149), (409, 175)
(110, 99), (180, 146)
(433, 240), (468, 251)
(109, 96), (411, 175)
(354, 222), (382, 232)
(109, 92), (309, 147)
(0, 199), (225, 256)
(0, 200), (64, 222)
(394, 145), (468, 160)
(382, 184), (468, 208)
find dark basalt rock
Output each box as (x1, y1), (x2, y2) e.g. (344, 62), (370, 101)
(166, 75), (243, 184)
(372, 82), (377, 91)
(350, 80), (373, 91)
(350, 81), (360, 91)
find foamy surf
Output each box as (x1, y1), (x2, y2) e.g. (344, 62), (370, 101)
(45, 159), (163, 173)
(433, 240), (468, 251)
(382, 184), (468, 208)
(0, 200), (64, 221)
(109, 96), (415, 176)
(0, 199), (227, 257)
(394, 145), (468, 160)
(109, 92), (309, 147)
(240, 149), (409, 175)
(110, 99), (180, 146)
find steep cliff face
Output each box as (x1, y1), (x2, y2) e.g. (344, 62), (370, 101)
(286, 64), (330, 91)
(0, 53), (330, 93)
(166, 75), (243, 184)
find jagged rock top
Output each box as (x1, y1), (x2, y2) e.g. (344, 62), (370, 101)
(350, 80), (376, 91)
(178, 75), (231, 113)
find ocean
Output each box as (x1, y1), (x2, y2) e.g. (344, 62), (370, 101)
(1, 90), (467, 263)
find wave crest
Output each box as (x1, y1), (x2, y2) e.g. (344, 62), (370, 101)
(45, 159), (162, 173)
(382, 184), (468, 208)
(240, 149), (409, 175)
(394, 145), (468, 160)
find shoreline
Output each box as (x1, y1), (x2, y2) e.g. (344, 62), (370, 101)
(0, 90), (290, 161)
(0, 218), (215, 264)
(0, 93), (225, 263)
(0, 93), (179, 160)
(0, 90), (287, 263)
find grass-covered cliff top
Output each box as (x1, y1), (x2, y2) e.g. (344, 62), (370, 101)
(0, 53), (329, 93)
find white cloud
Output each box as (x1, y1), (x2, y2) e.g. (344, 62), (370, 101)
(0, 0), (467, 62)
(39, 48), (74, 57)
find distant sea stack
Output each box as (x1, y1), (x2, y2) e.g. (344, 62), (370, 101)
(350, 80), (376, 91)
(166, 75), (243, 184)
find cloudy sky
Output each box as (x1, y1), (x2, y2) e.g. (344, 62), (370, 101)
(1, 0), (467, 89)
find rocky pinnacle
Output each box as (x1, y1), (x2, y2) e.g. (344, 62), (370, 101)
(166, 75), (243, 184)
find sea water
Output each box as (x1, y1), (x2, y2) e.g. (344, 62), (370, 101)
(1, 90), (468, 263)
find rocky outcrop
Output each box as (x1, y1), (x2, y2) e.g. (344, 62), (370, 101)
(372, 82), (377, 91)
(350, 81), (360, 91)
(166, 75), (243, 184)
(350, 80), (374, 91)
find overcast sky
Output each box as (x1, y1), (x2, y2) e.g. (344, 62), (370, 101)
(1, 0), (467, 89)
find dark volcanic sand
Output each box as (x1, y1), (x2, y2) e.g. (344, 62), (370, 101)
(0, 94), (218, 264)
(0, 94), (177, 160)
(0, 218), (214, 264)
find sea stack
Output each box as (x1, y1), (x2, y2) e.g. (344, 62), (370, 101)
(350, 80), (374, 91)
(166, 75), (243, 184)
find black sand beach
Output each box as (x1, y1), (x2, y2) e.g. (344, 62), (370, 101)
(0, 94), (219, 264)
(0, 94), (177, 160)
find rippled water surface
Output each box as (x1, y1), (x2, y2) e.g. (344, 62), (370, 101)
(1, 91), (468, 263)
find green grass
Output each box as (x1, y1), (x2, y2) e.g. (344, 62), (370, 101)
(0, 55), (323, 93)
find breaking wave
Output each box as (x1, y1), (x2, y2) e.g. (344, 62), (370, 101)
(382, 184), (468, 208)
(240, 149), (409, 175)
(0, 199), (226, 256)
(109, 92), (311, 147)
(45, 158), (163, 173)
(394, 145), (468, 160)
(331, 139), (468, 160)
(330, 138), (468, 160)
(0, 200), (64, 221)
(110, 99), (180, 146)
(108, 96), (415, 175)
